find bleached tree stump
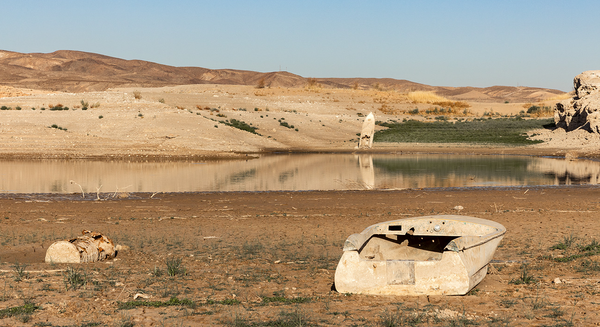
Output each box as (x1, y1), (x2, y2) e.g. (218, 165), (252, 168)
(359, 112), (375, 149)
(45, 230), (117, 263)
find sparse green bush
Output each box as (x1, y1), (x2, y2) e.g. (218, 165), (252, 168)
(49, 124), (67, 131)
(221, 119), (259, 135)
(375, 118), (554, 145)
(261, 295), (311, 305)
(552, 239), (600, 262)
(63, 266), (87, 290)
(527, 105), (553, 117)
(166, 257), (185, 277)
(118, 296), (195, 310)
(279, 120), (295, 129)
(550, 234), (577, 250)
(0, 301), (39, 319)
(12, 262), (28, 282)
(49, 104), (69, 111)
(509, 265), (536, 285)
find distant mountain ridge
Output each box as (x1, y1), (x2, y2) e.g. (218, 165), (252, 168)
(0, 50), (564, 101)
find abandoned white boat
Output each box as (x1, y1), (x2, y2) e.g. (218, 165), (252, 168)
(334, 215), (506, 295)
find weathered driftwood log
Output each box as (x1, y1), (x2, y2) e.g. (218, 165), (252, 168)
(45, 230), (117, 263)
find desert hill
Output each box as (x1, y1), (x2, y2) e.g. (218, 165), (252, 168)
(0, 49), (565, 102)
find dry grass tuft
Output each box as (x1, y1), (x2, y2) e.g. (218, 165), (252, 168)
(305, 78), (321, 91)
(403, 107), (473, 117)
(431, 100), (471, 110)
(371, 90), (408, 104)
(407, 92), (471, 111)
(379, 103), (403, 115)
(524, 103), (553, 117)
(544, 92), (573, 101)
(256, 77), (266, 89)
(408, 91), (448, 104)
(254, 89), (273, 96)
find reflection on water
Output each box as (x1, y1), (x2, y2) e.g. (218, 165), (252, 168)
(0, 154), (599, 193)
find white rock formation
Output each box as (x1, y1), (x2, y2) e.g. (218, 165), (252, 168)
(555, 70), (600, 132)
(358, 112), (375, 148)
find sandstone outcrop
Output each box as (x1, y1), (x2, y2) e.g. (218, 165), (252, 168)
(555, 70), (600, 132)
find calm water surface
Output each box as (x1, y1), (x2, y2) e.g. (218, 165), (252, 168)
(0, 154), (598, 193)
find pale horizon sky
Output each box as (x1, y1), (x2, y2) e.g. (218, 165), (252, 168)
(2, 0), (599, 91)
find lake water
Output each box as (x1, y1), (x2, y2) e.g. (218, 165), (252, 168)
(0, 154), (598, 193)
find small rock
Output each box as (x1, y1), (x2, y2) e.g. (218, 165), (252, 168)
(553, 277), (562, 284)
(134, 293), (151, 300)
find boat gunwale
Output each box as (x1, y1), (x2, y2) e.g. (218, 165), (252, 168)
(343, 215), (506, 252)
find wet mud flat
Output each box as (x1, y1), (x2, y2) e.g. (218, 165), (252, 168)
(1, 187), (600, 326)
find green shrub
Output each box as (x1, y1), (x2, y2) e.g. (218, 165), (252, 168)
(509, 265), (536, 285)
(527, 105), (553, 117)
(375, 118), (554, 145)
(118, 296), (195, 310)
(221, 119), (259, 134)
(0, 301), (39, 319)
(63, 266), (87, 290)
(279, 120), (295, 129)
(166, 257), (185, 276)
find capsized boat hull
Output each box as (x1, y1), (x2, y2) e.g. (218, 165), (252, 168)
(334, 215), (506, 295)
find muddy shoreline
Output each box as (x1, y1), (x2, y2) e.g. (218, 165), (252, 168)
(0, 144), (582, 162)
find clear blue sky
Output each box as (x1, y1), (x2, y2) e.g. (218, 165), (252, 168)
(2, 0), (599, 91)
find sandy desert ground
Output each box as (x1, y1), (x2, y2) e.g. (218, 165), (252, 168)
(0, 84), (596, 160)
(1, 84), (600, 326)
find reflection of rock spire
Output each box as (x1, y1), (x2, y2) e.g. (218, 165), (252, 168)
(358, 155), (375, 189)
(529, 157), (600, 185)
(358, 112), (375, 149)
